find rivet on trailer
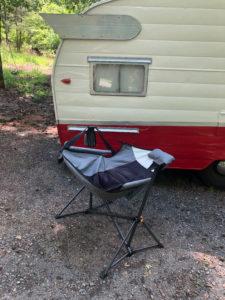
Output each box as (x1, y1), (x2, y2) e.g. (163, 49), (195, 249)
(41, 0), (225, 188)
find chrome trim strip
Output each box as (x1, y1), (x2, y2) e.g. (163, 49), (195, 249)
(87, 56), (152, 65)
(70, 146), (111, 154)
(68, 126), (139, 134)
(62, 121), (217, 127)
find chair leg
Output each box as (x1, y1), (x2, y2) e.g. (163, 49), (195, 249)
(99, 215), (163, 279)
(99, 182), (163, 279)
(55, 186), (86, 219)
(89, 192), (93, 210)
(55, 188), (114, 220)
(100, 220), (138, 279)
(142, 222), (164, 248)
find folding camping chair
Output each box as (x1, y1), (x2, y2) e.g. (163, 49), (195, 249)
(56, 127), (174, 278)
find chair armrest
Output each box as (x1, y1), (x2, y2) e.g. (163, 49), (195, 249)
(148, 149), (175, 166)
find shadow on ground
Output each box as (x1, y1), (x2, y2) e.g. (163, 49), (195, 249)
(0, 129), (225, 300)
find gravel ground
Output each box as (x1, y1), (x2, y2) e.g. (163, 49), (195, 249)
(1, 128), (225, 300)
(0, 89), (225, 299)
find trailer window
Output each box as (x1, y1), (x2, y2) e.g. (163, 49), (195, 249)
(94, 64), (120, 93)
(120, 65), (145, 94)
(88, 57), (151, 97)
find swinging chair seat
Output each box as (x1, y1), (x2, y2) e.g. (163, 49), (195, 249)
(62, 144), (174, 193)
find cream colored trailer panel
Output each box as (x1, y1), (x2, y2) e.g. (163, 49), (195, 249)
(55, 66), (225, 85)
(86, 0), (225, 10)
(50, 0), (225, 127)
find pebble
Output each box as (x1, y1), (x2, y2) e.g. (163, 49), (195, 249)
(79, 289), (86, 295)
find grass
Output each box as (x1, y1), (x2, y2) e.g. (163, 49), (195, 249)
(2, 45), (53, 69)
(3, 68), (51, 102)
(2, 45), (53, 102)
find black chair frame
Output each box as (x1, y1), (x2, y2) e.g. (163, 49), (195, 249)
(56, 168), (163, 279)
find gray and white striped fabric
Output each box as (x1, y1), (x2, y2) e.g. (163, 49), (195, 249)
(63, 144), (174, 192)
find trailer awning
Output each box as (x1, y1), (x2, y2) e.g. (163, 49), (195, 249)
(41, 13), (142, 41)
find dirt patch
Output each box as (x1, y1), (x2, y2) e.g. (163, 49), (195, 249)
(0, 85), (55, 130)
(1, 131), (225, 299)
(0, 88), (225, 299)
(7, 64), (52, 75)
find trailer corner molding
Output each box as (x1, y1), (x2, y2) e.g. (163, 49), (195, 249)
(40, 13), (142, 40)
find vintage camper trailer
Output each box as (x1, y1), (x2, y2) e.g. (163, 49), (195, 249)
(41, 0), (225, 188)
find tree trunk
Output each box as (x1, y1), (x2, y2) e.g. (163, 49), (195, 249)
(16, 28), (19, 52)
(16, 28), (23, 52)
(0, 52), (5, 89)
(0, 15), (5, 89)
(2, 0), (10, 44)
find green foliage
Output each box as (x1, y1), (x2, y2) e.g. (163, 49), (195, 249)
(2, 45), (53, 67)
(1, 0), (98, 52)
(1, 0), (42, 12)
(4, 68), (51, 102)
(1, 0), (42, 50)
(55, 0), (96, 13)
(23, 13), (59, 52)
(2, 43), (52, 101)
(3, 69), (14, 88)
(0, 0), (98, 90)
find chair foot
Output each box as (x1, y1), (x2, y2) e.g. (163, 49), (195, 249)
(55, 214), (61, 220)
(99, 269), (108, 280)
(158, 243), (164, 248)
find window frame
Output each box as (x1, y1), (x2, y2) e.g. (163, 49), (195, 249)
(88, 56), (152, 97)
